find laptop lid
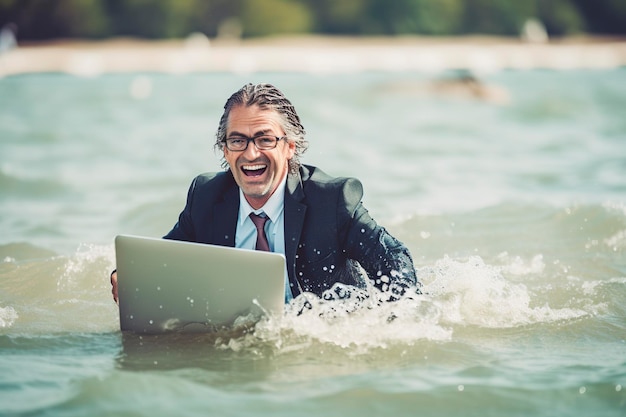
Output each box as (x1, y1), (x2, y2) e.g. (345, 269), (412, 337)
(114, 235), (285, 334)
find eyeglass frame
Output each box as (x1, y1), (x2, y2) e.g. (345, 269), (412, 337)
(222, 135), (286, 152)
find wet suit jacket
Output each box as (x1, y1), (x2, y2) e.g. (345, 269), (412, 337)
(164, 164), (418, 299)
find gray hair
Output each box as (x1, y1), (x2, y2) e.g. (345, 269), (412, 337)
(215, 83), (308, 174)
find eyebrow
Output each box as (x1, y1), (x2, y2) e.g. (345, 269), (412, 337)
(227, 129), (272, 138)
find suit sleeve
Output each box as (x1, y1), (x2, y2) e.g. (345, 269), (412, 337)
(163, 176), (198, 242)
(340, 178), (419, 297)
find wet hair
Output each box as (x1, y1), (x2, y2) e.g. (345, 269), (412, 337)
(215, 83), (308, 173)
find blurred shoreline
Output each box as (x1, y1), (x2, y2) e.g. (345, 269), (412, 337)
(1, 35), (626, 77)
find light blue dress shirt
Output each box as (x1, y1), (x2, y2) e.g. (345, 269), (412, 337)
(235, 176), (293, 303)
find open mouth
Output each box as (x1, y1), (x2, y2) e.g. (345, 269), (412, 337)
(242, 164), (267, 177)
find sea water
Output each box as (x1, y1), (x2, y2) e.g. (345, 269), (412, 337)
(0, 69), (625, 416)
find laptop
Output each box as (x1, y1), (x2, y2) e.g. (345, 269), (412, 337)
(114, 235), (286, 334)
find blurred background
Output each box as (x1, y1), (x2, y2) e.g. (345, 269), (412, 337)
(1, 0), (625, 42)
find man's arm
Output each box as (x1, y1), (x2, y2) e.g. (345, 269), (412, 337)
(352, 203), (419, 295)
(163, 176), (199, 241)
(340, 178), (419, 297)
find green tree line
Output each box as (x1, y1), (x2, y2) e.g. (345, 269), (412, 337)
(1, 0), (625, 41)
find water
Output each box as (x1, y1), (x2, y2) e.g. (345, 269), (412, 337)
(1, 69), (625, 416)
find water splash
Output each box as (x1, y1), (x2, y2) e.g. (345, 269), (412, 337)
(214, 254), (603, 355)
(422, 255), (589, 328)
(0, 306), (18, 328)
(1, 241), (613, 348)
(57, 243), (115, 292)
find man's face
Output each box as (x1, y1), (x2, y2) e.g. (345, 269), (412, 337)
(224, 105), (295, 209)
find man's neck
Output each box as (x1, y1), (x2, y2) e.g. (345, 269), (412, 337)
(245, 196), (269, 211)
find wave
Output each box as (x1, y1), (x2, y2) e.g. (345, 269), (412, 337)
(0, 241), (58, 262)
(0, 169), (70, 199)
(1, 202), (623, 357)
(392, 201), (626, 275)
(0, 243), (119, 334)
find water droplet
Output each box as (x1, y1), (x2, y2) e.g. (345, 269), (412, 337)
(457, 385), (464, 392)
(579, 386), (586, 394)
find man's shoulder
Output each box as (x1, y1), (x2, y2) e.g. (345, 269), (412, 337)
(299, 165), (363, 205)
(301, 165), (361, 189)
(188, 171), (237, 200)
(193, 170), (234, 187)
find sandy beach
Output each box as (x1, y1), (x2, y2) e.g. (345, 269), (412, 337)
(1, 35), (626, 77)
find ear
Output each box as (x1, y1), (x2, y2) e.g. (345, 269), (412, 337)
(286, 139), (296, 159)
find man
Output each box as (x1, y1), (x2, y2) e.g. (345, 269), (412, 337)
(111, 83), (418, 304)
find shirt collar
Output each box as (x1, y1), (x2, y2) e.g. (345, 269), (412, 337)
(238, 174), (287, 226)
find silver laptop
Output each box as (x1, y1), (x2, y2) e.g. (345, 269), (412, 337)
(114, 235), (285, 334)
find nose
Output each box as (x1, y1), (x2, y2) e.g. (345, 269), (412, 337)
(242, 139), (262, 159)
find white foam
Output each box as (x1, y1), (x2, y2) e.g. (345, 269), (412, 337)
(496, 252), (546, 276)
(208, 252), (610, 354)
(422, 256), (588, 328)
(57, 243), (115, 291)
(0, 306), (18, 328)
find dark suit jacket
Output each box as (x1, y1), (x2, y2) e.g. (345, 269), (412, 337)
(164, 165), (417, 299)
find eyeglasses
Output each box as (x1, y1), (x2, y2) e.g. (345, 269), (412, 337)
(223, 135), (285, 152)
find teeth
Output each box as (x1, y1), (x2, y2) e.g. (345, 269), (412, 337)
(243, 164), (266, 171)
